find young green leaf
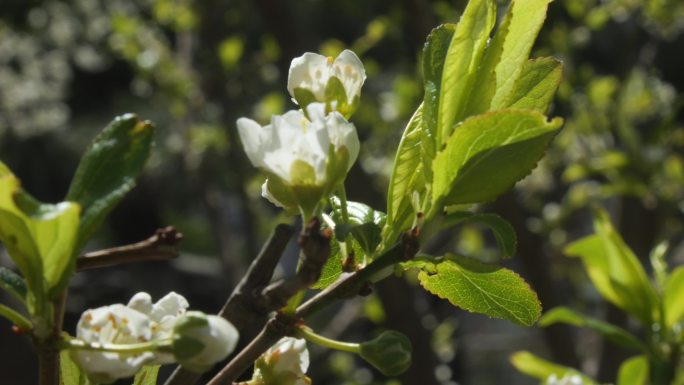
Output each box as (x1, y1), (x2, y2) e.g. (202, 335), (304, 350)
(663, 266), (684, 328)
(0, 266), (27, 303)
(0, 174), (80, 300)
(617, 356), (648, 385)
(66, 114), (154, 250)
(423, 24), (455, 157)
(60, 350), (89, 385)
(510, 351), (597, 384)
(431, 110), (562, 209)
(444, 211), (517, 258)
(330, 197), (386, 258)
(404, 255), (541, 326)
(132, 365), (161, 385)
(503, 58), (563, 112)
(386, 105), (426, 237)
(430, 0), (496, 144)
(565, 209), (658, 326)
(540, 307), (645, 351)
(466, 0), (555, 114)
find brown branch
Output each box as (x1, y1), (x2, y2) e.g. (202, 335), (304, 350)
(206, 231), (419, 385)
(76, 227), (182, 271)
(163, 223), (297, 385)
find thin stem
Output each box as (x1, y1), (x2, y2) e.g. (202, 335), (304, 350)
(297, 326), (359, 353)
(337, 184), (351, 225)
(60, 337), (173, 354)
(0, 303), (31, 330)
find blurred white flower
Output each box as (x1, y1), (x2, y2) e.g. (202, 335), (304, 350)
(251, 337), (311, 385)
(237, 102), (359, 215)
(172, 311), (240, 372)
(287, 50), (366, 115)
(546, 373), (585, 385)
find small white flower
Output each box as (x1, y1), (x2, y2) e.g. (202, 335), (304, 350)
(288, 50), (366, 114)
(237, 103), (359, 213)
(251, 337), (311, 385)
(72, 292), (190, 383)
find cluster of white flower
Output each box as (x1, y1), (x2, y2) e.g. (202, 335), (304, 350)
(237, 50), (366, 217)
(72, 292), (238, 383)
(546, 373), (585, 385)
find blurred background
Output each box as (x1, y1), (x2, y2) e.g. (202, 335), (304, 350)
(0, 0), (683, 384)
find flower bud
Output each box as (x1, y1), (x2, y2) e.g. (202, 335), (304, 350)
(172, 311), (239, 373)
(287, 50), (366, 118)
(359, 330), (412, 376)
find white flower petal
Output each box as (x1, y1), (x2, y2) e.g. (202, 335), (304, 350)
(150, 291), (189, 322)
(332, 49), (366, 103)
(237, 117), (270, 168)
(287, 52), (330, 102)
(127, 292), (153, 315)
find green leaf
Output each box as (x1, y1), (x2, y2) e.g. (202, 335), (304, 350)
(564, 208), (658, 325)
(540, 307), (645, 351)
(431, 110), (562, 208)
(0, 174), (80, 299)
(404, 255), (541, 326)
(510, 351), (596, 384)
(466, 0), (555, 114)
(423, 24), (455, 158)
(503, 58), (563, 112)
(359, 331), (412, 376)
(617, 356), (648, 385)
(0, 266), (27, 303)
(386, 105), (426, 237)
(0, 303), (31, 330)
(330, 197), (386, 258)
(132, 365), (160, 385)
(426, 0), (496, 145)
(60, 350), (89, 385)
(66, 114), (154, 250)
(444, 211), (517, 258)
(664, 266), (684, 328)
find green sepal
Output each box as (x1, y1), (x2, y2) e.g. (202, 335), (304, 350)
(293, 88), (318, 113)
(324, 76), (354, 118)
(359, 330), (412, 376)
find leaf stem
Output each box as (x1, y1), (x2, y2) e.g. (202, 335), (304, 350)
(60, 337), (174, 354)
(297, 326), (359, 353)
(0, 303), (31, 330)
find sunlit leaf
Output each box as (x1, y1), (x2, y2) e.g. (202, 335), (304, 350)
(510, 351), (597, 384)
(432, 110), (562, 207)
(504, 58), (563, 112)
(466, 0), (555, 114)
(386, 105), (426, 237)
(664, 267), (684, 328)
(565, 208), (658, 325)
(540, 307), (645, 351)
(66, 114), (154, 250)
(403, 255), (541, 326)
(617, 356), (648, 385)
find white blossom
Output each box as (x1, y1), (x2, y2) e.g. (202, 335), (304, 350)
(73, 292), (189, 383)
(237, 103), (359, 212)
(251, 337), (311, 385)
(287, 49), (366, 108)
